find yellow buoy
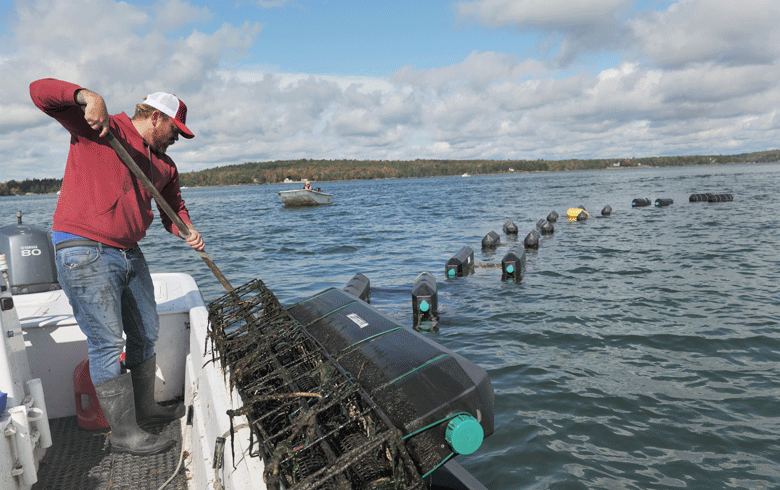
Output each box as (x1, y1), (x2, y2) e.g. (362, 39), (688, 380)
(566, 208), (588, 220)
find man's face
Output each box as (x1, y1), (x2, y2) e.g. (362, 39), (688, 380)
(149, 113), (180, 155)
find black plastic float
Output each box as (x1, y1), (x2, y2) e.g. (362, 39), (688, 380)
(536, 219), (554, 235)
(547, 211), (559, 223)
(707, 193), (733, 202)
(209, 280), (495, 489)
(523, 230), (540, 249)
(344, 273), (371, 303)
(690, 193), (733, 202)
(632, 198), (651, 207)
(412, 271), (438, 328)
(481, 231), (500, 250)
(501, 244), (527, 282)
(601, 205), (612, 216)
(446, 246), (474, 278)
(655, 198), (673, 207)
(502, 220), (518, 235)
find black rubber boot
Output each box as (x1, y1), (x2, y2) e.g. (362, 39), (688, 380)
(130, 354), (185, 425)
(94, 372), (174, 456)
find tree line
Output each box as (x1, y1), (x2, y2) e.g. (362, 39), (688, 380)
(0, 178), (63, 196)
(3, 150), (779, 195)
(177, 150), (780, 187)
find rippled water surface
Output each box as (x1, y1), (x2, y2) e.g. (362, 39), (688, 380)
(5, 163), (780, 489)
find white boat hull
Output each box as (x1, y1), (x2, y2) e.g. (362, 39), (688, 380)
(1, 272), (263, 489)
(277, 189), (332, 206)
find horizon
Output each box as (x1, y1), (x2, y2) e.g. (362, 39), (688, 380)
(3, 150), (778, 189)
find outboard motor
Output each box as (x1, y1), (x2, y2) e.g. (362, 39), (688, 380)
(446, 246), (474, 277)
(501, 244), (526, 282)
(502, 220), (518, 235)
(631, 198), (651, 207)
(344, 273), (370, 303)
(601, 205), (612, 216)
(524, 230), (540, 249)
(655, 198), (673, 207)
(547, 211), (558, 223)
(412, 272), (438, 328)
(0, 212), (60, 295)
(481, 231), (500, 250)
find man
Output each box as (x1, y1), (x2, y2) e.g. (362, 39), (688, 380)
(30, 78), (204, 455)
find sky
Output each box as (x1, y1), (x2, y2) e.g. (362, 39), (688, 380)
(3, 0), (780, 181)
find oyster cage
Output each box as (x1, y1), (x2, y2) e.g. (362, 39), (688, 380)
(207, 279), (427, 490)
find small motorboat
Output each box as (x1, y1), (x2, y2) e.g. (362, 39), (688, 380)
(277, 188), (332, 206)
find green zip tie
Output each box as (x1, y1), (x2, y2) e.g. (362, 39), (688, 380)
(385, 354), (448, 387)
(339, 326), (403, 356)
(403, 411), (471, 440)
(295, 300), (356, 326)
(422, 452), (455, 479)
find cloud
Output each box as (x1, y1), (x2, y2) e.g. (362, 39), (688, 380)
(630, 0), (780, 68)
(255, 0), (297, 8)
(393, 51), (548, 89)
(4, 0), (780, 182)
(2, 0), (263, 180)
(456, 0), (629, 28)
(455, 0), (632, 65)
(153, 0), (213, 32)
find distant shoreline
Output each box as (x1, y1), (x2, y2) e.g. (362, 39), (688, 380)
(3, 153), (779, 196)
(175, 151), (780, 188)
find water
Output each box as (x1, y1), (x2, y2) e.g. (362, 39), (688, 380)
(4, 162), (780, 489)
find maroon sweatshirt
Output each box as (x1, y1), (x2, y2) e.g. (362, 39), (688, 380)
(30, 78), (192, 249)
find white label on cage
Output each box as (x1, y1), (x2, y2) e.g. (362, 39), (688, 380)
(347, 313), (369, 329)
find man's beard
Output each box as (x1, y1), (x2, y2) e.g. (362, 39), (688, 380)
(149, 127), (174, 155)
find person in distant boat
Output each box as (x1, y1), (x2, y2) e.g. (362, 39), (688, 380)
(303, 180), (312, 190)
(30, 78), (205, 457)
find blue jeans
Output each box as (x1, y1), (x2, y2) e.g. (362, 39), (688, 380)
(55, 244), (159, 385)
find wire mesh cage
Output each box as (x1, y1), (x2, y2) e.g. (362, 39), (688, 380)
(207, 279), (427, 490)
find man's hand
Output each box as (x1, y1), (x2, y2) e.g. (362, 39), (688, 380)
(75, 89), (110, 137)
(183, 225), (205, 251)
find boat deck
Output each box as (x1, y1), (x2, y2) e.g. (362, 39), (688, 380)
(32, 415), (187, 490)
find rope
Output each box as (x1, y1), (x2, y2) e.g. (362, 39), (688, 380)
(158, 389), (196, 490)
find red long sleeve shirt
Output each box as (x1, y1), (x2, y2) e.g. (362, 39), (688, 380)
(30, 78), (193, 249)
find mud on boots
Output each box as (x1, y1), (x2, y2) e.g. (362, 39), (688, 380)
(94, 371), (174, 455)
(130, 354), (185, 425)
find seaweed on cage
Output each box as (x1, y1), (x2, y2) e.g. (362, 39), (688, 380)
(257, 375), (424, 490)
(208, 279), (427, 490)
(206, 279), (288, 376)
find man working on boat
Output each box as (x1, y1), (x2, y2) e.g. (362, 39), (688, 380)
(30, 78), (204, 456)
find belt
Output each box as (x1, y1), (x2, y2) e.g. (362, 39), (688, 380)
(55, 239), (135, 253)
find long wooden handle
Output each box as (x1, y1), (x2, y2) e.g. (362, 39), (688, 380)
(102, 130), (235, 293)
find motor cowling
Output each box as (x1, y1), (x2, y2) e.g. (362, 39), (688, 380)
(0, 224), (60, 294)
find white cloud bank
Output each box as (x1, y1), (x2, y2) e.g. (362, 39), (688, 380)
(3, 0), (780, 181)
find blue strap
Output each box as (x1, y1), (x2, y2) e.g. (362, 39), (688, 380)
(51, 230), (85, 245)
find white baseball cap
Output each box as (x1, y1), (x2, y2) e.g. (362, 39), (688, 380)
(143, 92), (194, 139)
